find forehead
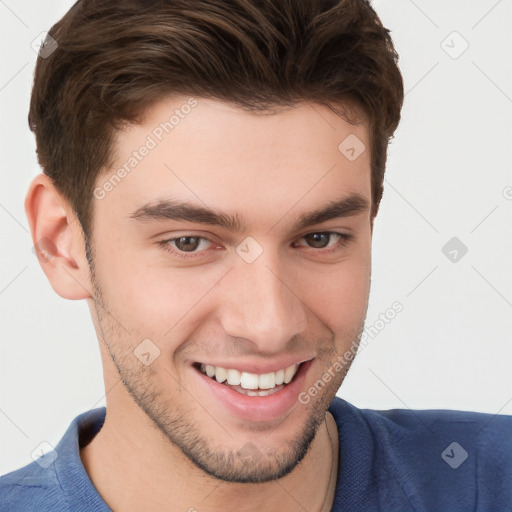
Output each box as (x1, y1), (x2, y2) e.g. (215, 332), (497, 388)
(94, 96), (371, 229)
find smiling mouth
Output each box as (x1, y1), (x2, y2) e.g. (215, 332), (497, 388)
(193, 362), (302, 397)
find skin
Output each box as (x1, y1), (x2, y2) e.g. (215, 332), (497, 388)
(25, 96), (373, 512)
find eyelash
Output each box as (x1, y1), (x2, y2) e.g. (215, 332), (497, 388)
(157, 232), (353, 260)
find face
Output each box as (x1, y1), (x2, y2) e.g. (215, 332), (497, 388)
(87, 96), (372, 483)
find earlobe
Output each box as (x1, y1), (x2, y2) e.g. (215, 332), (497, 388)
(25, 173), (93, 300)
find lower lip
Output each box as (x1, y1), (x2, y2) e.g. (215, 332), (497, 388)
(193, 360), (312, 423)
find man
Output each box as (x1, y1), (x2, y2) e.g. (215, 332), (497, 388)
(1, 0), (510, 510)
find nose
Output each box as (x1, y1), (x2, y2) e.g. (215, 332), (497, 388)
(218, 251), (308, 353)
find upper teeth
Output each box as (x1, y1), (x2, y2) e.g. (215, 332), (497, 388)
(200, 363), (299, 390)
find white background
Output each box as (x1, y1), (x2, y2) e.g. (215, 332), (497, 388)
(1, 0), (511, 476)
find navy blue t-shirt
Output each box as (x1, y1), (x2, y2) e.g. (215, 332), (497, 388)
(1, 397), (511, 511)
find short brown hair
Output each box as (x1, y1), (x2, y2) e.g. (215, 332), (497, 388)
(29, 0), (404, 243)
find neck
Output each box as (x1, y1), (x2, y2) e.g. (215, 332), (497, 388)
(80, 400), (338, 512)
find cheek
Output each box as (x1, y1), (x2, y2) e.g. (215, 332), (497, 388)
(295, 256), (371, 335)
(100, 252), (225, 341)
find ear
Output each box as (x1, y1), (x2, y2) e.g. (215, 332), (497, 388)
(25, 173), (93, 300)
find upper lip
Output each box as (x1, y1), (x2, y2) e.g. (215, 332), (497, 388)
(192, 357), (314, 374)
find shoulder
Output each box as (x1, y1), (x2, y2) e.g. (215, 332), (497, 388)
(329, 395), (512, 458)
(359, 404), (512, 471)
(0, 407), (107, 512)
(0, 456), (69, 512)
(329, 397), (512, 511)
(361, 404), (512, 477)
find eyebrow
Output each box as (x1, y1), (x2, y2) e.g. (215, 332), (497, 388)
(128, 193), (369, 233)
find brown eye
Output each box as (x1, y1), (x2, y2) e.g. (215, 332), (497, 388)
(174, 236), (202, 252)
(303, 233), (331, 249)
(293, 232), (353, 253)
(159, 235), (214, 259)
